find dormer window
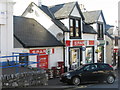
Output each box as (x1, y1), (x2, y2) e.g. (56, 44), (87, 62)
(69, 17), (81, 39)
(97, 23), (104, 39)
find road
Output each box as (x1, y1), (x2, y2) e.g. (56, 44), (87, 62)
(25, 76), (118, 90)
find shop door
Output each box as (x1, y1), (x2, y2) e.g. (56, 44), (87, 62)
(37, 55), (48, 69)
(70, 48), (80, 70)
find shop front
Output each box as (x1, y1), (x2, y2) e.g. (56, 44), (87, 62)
(29, 48), (54, 69)
(66, 40), (95, 70)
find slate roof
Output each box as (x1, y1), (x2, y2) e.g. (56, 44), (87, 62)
(49, 2), (85, 20)
(105, 32), (114, 39)
(83, 24), (97, 34)
(14, 16), (64, 48)
(105, 24), (114, 39)
(83, 10), (106, 24)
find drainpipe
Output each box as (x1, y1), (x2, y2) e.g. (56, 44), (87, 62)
(63, 32), (66, 72)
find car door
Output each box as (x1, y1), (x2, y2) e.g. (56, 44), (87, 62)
(97, 64), (109, 80)
(90, 64), (99, 81)
(80, 65), (93, 82)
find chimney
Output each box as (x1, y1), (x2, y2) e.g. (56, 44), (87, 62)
(38, 0), (42, 7)
(79, 4), (86, 12)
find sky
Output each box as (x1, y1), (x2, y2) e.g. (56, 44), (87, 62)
(14, 0), (119, 26)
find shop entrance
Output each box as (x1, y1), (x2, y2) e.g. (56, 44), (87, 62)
(69, 47), (82, 70)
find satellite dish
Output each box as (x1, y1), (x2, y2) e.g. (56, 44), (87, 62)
(56, 33), (64, 41)
(28, 8), (34, 13)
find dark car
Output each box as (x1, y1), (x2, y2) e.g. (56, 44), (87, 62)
(60, 63), (116, 85)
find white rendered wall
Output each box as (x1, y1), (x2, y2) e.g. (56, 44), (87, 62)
(22, 3), (63, 38)
(0, 1), (14, 62)
(70, 6), (81, 18)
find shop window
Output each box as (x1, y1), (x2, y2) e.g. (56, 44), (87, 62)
(97, 23), (104, 40)
(97, 46), (104, 63)
(69, 17), (81, 39)
(85, 47), (94, 64)
(19, 54), (28, 66)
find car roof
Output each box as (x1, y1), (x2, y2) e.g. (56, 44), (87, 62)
(84, 63), (109, 66)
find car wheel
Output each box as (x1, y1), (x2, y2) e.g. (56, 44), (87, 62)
(106, 75), (115, 84)
(72, 76), (81, 86)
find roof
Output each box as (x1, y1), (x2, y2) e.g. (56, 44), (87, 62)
(22, 2), (68, 32)
(105, 24), (114, 31)
(83, 24), (97, 34)
(49, 2), (85, 20)
(38, 5), (69, 32)
(83, 10), (106, 24)
(105, 32), (114, 39)
(14, 16), (64, 48)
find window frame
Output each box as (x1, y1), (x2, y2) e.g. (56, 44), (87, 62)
(69, 17), (81, 39)
(97, 22), (104, 40)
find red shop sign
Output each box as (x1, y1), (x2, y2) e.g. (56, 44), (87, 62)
(89, 40), (94, 45)
(37, 55), (48, 69)
(73, 40), (86, 46)
(66, 40), (71, 46)
(30, 49), (47, 54)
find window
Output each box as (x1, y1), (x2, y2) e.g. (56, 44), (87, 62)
(85, 47), (94, 64)
(97, 23), (104, 39)
(83, 65), (90, 71)
(70, 18), (81, 39)
(98, 64), (109, 69)
(97, 46), (104, 63)
(90, 65), (98, 70)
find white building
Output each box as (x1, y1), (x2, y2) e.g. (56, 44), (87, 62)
(49, 2), (107, 71)
(0, 0), (15, 61)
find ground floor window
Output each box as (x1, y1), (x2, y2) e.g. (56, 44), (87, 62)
(69, 47), (82, 70)
(97, 46), (104, 63)
(19, 53), (29, 66)
(85, 46), (94, 64)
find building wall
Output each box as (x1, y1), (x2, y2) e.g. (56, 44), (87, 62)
(13, 47), (63, 69)
(105, 36), (113, 65)
(0, 1), (14, 61)
(70, 6), (81, 18)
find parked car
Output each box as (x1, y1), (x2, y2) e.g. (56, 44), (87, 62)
(60, 63), (116, 85)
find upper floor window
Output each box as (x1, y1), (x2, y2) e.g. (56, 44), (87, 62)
(97, 23), (104, 40)
(70, 17), (81, 39)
